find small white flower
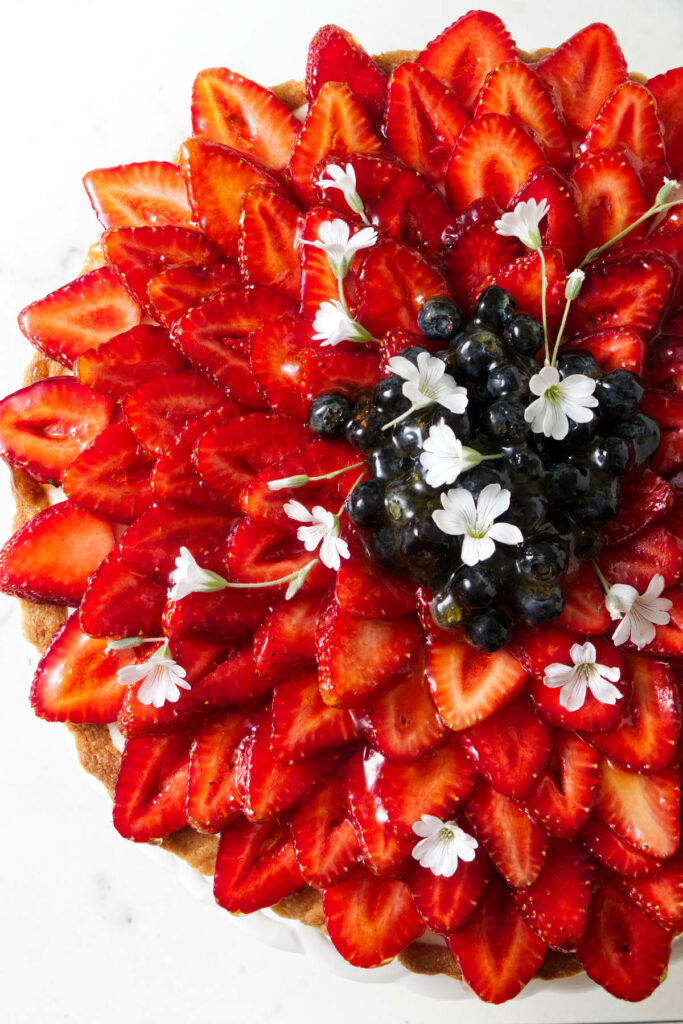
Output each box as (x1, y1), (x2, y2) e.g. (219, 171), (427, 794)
(494, 198), (549, 250)
(117, 644), (190, 709)
(656, 178), (680, 205)
(525, 364), (598, 440)
(388, 351), (468, 416)
(168, 546), (227, 601)
(283, 500), (350, 571)
(316, 162), (366, 217)
(267, 473), (309, 491)
(305, 218), (377, 278)
(543, 641), (622, 712)
(565, 268), (585, 301)
(432, 482), (523, 565)
(312, 299), (372, 347)
(411, 814), (478, 878)
(606, 574), (673, 649)
(419, 422), (484, 487)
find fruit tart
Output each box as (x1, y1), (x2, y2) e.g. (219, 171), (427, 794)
(2, 9), (683, 1006)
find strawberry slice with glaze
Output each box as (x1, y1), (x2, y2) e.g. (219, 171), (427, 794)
(251, 592), (323, 681)
(18, 266), (142, 367)
(444, 222), (522, 314)
(146, 262), (241, 329)
(214, 816), (304, 914)
(290, 774), (361, 888)
(79, 549), (167, 640)
(270, 671), (359, 762)
(446, 875), (548, 1004)
(30, 612), (134, 724)
(74, 324), (186, 399)
(344, 748), (413, 875)
(0, 377), (113, 484)
(524, 731), (600, 840)
(581, 813), (662, 878)
(406, 840), (491, 933)
(225, 517), (333, 594)
(249, 317), (311, 418)
(426, 636), (527, 731)
(334, 536), (416, 619)
(123, 370), (224, 456)
(566, 252), (675, 340)
(512, 841), (596, 951)
(483, 247), (566, 330)
(379, 736), (475, 836)
(416, 11), (516, 112)
(597, 758), (681, 859)
(162, 587), (269, 645)
(306, 25), (388, 132)
(555, 563), (611, 635)
(151, 402), (237, 511)
(118, 504), (233, 585)
(185, 713), (248, 832)
(0, 501), (115, 605)
(597, 525), (683, 593)
(238, 189), (301, 298)
(83, 160), (193, 229)
(191, 68), (299, 170)
(355, 238), (449, 337)
(602, 467), (674, 545)
(647, 66), (683, 176)
(466, 778), (549, 888)
(63, 421), (155, 523)
(113, 733), (191, 841)
(567, 326), (646, 376)
(618, 849), (683, 933)
(510, 167), (584, 269)
(571, 150), (647, 254)
(322, 867), (424, 968)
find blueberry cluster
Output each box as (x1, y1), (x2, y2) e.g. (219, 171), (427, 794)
(308, 287), (658, 652)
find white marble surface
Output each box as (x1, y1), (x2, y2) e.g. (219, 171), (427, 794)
(2, 1), (683, 1021)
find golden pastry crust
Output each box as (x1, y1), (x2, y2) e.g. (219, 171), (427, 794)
(13, 44), (589, 987)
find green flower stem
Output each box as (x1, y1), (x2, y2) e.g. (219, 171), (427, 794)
(578, 198), (683, 269)
(537, 246), (551, 366)
(339, 470), (367, 516)
(591, 559), (612, 596)
(218, 561), (319, 591)
(382, 403), (428, 432)
(550, 295), (574, 367)
(306, 461), (365, 484)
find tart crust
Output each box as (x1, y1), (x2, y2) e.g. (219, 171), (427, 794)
(10, 43), (603, 987)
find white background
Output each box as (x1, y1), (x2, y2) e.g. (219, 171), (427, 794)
(1, 1), (682, 1021)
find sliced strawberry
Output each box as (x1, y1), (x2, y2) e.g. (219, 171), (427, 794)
(525, 731), (600, 840)
(146, 262), (241, 329)
(270, 671), (358, 762)
(571, 150), (647, 255)
(251, 592), (323, 681)
(185, 713), (247, 832)
(214, 816), (304, 913)
(602, 467), (674, 546)
(509, 167), (584, 270)
(516, 629), (626, 733)
(225, 517), (332, 594)
(238, 189), (301, 298)
(316, 602), (422, 708)
(79, 549), (167, 640)
(323, 867), (423, 968)
(379, 328), (431, 372)
(334, 536), (415, 619)
(619, 849), (683, 933)
(300, 206), (359, 319)
(297, 346), (380, 403)
(63, 421), (155, 523)
(180, 138), (281, 256)
(447, 875), (547, 1004)
(475, 59), (571, 170)
(83, 161), (192, 229)
(162, 588), (269, 644)
(417, 11), (516, 112)
(113, 733), (191, 841)
(123, 369), (224, 456)
(306, 25), (387, 131)
(598, 525), (683, 594)
(355, 238), (449, 337)
(151, 402), (238, 511)
(598, 758), (680, 859)
(172, 331), (267, 410)
(535, 23), (627, 137)
(444, 222), (522, 314)
(653, 428), (683, 477)
(344, 748), (413, 875)
(647, 66), (683, 176)
(555, 564), (611, 634)
(579, 81), (667, 202)
(101, 225), (220, 315)
(642, 384), (683, 429)
(249, 316), (311, 418)
(191, 67), (299, 170)
(460, 694), (552, 800)
(566, 252), (675, 341)
(630, 585), (683, 657)
(357, 646), (447, 762)
(567, 326), (646, 375)
(445, 113), (546, 214)
(192, 413), (307, 507)
(406, 843), (491, 933)
(287, 82), (382, 206)
(18, 266), (142, 367)
(577, 882), (671, 1001)
(467, 779), (549, 888)
(0, 377), (113, 484)
(30, 612), (133, 723)
(290, 774), (360, 888)
(380, 736), (475, 836)
(618, 228), (683, 312)
(426, 636), (527, 732)
(384, 62), (467, 188)
(483, 247), (566, 330)
(512, 841), (595, 951)
(582, 812), (662, 878)
(0, 501), (114, 605)
(118, 504), (232, 585)
(74, 324), (186, 399)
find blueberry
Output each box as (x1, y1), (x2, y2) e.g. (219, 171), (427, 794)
(503, 313), (543, 357)
(417, 298), (464, 341)
(517, 536), (568, 581)
(369, 444), (409, 482)
(431, 590), (465, 631)
(396, 346), (423, 366)
(544, 461), (588, 504)
(394, 412), (429, 456)
(347, 480), (385, 527)
(504, 493), (548, 534)
(486, 363), (530, 401)
(450, 564), (500, 607)
(595, 370), (645, 418)
(481, 399), (528, 445)
(384, 479), (428, 525)
(457, 465), (502, 499)
(573, 478), (620, 524)
(308, 392), (354, 438)
(557, 351), (601, 381)
(513, 581), (566, 625)
(570, 523), (602, 560)
(346, 406), (386, 451)
(466, 608), (512, 652)
(398, 515), (454, 586)
(587, 436), (631, 476)
(369, 524), (399, 568)
(430, 407), (473, 444)
(373, 374), (410, 417)
(611, 413), (660, 464)
(473, 286), (517, 331)
(452, 329), (507, 381)
(503, 445), (544, 480)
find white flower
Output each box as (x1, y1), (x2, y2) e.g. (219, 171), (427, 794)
(606, 574), (673, 649)
(525, 365), (598, 440)
(283, 500), (350, 571)
(305, 218), (377, 277)
(543, 641), (622, 712)
(117, 644), (190, 709)
(311, 300), (372, 347)
(494, 198), (549, 250)
(168, 546), (227, 601)
(432, 482), (523, 565)
(419, 422), (484, 487)
(316, 162), (366, 217)
(388, 351), (468, 416)
(565, 268), (585, 301)
(411, 815), (478, 878)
